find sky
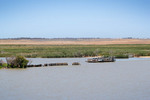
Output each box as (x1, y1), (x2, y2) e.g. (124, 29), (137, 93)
(0, 0), (150, 38)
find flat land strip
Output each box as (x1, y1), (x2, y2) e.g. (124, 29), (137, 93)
(1, 39), (150, 45)
(0, 43), (150, 58)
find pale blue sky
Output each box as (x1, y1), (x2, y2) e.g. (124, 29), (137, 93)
(0, 0), (150, 38)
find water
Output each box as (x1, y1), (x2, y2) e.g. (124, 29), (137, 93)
(0, 58), (150, 100)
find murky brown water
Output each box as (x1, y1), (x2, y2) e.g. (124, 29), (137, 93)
(0, 58), (150, 100)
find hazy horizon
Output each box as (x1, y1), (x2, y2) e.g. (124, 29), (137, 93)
(0, 0), (150, 38)
(0, 36), (150, 39)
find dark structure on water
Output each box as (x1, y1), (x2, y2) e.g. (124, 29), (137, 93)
(87, 56), (115, 63)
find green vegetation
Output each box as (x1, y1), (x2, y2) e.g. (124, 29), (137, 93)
(0, 44), (150, 58)
(6, 56), (29, 68)
(115, 54), (129, 58)
(0, 63), (7, 68)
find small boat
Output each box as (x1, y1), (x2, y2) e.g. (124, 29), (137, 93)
(87, 56), (115, 63)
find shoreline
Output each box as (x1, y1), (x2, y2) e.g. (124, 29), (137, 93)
(1, 56), (150, 59)
(136, 56), (150, 58)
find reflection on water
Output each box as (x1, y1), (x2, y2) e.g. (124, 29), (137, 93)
(0, 58), (150, 100)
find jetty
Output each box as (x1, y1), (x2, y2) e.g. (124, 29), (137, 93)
(27, 63), (68, 67)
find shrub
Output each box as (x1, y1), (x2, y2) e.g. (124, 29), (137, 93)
(115, 55), (129, 58)
(15, 56), (29, 68)
(135, 52), (146, 57)
(0, 63), (7, 68)
(6, 56), (29, 68)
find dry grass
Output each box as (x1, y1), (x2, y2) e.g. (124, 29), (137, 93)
(0, 39), (150, 45)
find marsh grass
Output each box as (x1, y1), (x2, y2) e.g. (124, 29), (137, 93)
(0, 44), (150, 58)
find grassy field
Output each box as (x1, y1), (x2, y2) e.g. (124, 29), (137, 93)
(0, 44), (150, 58)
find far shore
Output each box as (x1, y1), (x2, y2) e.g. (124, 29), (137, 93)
(1, 39), (150, 45)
